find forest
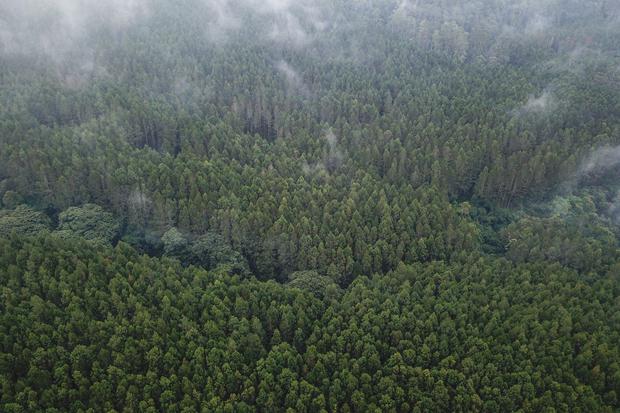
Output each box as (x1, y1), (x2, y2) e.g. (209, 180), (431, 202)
(1, 0), (620, 411)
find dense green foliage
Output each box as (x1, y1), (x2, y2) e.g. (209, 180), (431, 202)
(1, 0), (620, 411)
(1, 235), (619, 412)
(0, 205), (52, 237)
(2, 0), (619, 281)
(56, 204), (121, 244)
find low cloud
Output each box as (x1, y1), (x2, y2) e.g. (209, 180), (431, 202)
(203, 0), (329, 47)
(275, 60), (310, 97)
(300, 129), (345, 176)
(523, 91), (555, 112)
(579, 145), (620, 177)
(324, 128), (343, 172)
(513, 90), (557, 116)
(0, 0), (148, 57)
(0, 0), (149, 88)
(302, 161), (326, 175)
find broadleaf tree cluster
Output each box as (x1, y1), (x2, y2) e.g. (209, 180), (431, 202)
(1, 0), (620, 411)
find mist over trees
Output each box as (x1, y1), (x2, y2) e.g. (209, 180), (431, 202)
(1, 0), (620, 411)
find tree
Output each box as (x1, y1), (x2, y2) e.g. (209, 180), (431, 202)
(0, 205), (51, 237)
(1, 191), (24, 209)
(287, 270), (341, 299)
(161, 227), (189, 260)
(188, 232), (249, 275)
(57, 204), (120, 244)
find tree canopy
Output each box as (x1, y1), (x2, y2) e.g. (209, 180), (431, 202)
(1, 0), (620, 411)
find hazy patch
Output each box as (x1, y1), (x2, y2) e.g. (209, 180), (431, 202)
(302, 161), (326, 175)
(511, 90), (557, 117)
(609, 190), (620, 224)
(324, 128), (343, 172)
(523, 91), (555, 112)
(275, 60), (310, 97)
(0, 0), (149, 88)
(202, 0), (329, 47)
(0, 0), (148, 57)
(580, 145), (620, 177)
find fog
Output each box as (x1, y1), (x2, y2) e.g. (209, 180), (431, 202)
(275, 60), (310, 97)
(201, 0), (330, 47)
(580, 145), (620, 178)
(324, 129), (344, 172)
(0, 0), (148, 57)
(610, 190), (620, 224)
(0, 1), (618, 226)
(3, 0), (618, 58)
(515, 90), (557, 116)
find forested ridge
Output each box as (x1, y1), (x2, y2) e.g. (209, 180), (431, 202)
(2, 235), (620, 412)
(1, 0), (620, 411)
